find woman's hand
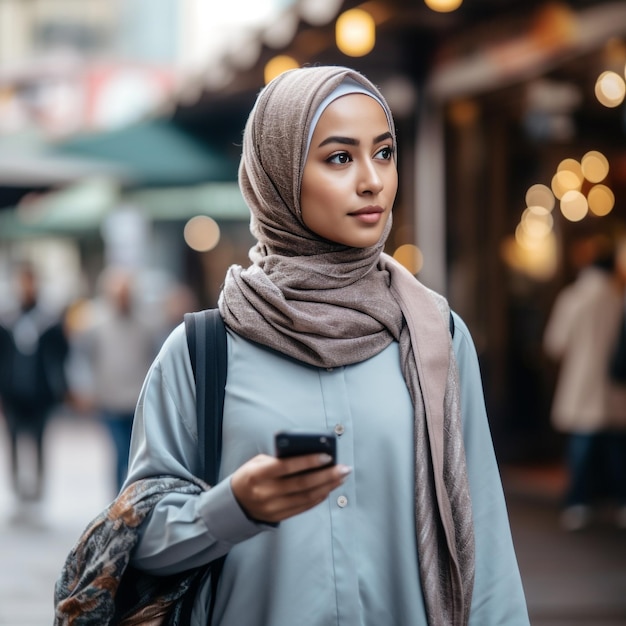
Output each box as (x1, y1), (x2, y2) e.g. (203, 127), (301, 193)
(230, 454), (352, 524)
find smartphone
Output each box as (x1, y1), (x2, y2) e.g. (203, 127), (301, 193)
(274, 431), (337, 470)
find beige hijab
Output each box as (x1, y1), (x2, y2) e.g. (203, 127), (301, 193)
(219, 65), (475, 624)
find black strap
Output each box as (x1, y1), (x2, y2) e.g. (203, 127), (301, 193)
(449, 310), (455, 338)
(184, 308), (227, 624)
(185, 309), (227, 485)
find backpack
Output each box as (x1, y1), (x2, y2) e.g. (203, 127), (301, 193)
(54, 309), (227, 625)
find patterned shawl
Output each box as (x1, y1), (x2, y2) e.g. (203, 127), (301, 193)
(54, 477), (208, 625)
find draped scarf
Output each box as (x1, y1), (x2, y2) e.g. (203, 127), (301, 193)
(218, 65), (475, 624)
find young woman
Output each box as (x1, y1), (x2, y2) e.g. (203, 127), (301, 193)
(124, 66), (529, 625)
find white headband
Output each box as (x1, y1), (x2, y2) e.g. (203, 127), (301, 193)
(305, 77), (388, 158)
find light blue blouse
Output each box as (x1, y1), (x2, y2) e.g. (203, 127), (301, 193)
(125, 312), (529, 625)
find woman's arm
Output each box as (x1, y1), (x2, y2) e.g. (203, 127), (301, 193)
(125, 324), (270, 575)
(126, 324), (350, 575)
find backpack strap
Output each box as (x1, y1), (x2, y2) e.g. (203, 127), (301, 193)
(184, 308), (228, 623)
(185, 309), (227, 485)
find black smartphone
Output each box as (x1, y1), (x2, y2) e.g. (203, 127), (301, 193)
(274, 431), (337, 470)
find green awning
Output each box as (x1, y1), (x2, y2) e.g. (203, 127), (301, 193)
(0, 178), (117, 238)
(53, 119), (239, 188)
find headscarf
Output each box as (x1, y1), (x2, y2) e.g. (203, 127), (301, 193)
(218, 65), (475, 624)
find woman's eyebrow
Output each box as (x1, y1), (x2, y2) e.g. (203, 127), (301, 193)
(317, 131), (393, 148)
(374, 131), (393, 144)
(318, 136), (358, 148)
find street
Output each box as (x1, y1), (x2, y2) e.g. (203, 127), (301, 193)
(1, 413), (625, 625)
(0, 412), (113, 626)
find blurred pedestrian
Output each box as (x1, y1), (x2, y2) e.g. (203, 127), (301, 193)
(74, 267), (157, 494)
(120, 65), (528, 624)
(544, 235), (626, 530)
(0, 261), (69, 503)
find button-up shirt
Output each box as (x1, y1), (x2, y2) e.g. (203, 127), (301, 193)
(126, 313), (529, 625)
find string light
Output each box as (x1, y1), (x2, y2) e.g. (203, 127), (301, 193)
(587, 184), (615, 217)
(560, 190), (588, 222)
(264, 55), (299, 84)
(335, 9), (375, 57)
(595, 70), (626, 108)
(424, 0), (463, 12)
(581, 150), (609, 183)
(525, 184), (555, 212)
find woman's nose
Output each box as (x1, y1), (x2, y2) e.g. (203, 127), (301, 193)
(357, 160), (384, 195)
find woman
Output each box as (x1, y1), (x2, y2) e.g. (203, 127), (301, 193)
(125, 66), (529, 625)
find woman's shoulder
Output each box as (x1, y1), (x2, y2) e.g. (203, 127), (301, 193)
(450, 310), (471, 342)
(158, 321), (188, 356)
(152, 322), (195, 385)
(449, 310), (480, 364)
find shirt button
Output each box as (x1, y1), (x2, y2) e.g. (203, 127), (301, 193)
(334, 424), (345, 436)
(337, 495), (348, 508)
(326, 367), (334, 372)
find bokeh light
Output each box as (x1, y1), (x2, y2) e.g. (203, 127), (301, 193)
(560, 189), (588, 222)
(525, 183), (555, 212)
(424, 0), (463, 13)
(393, 244), (423, 274)
(557, 158), (583, 183)
(264, 55), (300, 84)
(587, 184), (615, 217)
(184, 215), (221, 252)
(521, 206), (553, 239)
(335, 9), (375, 57)
(551, 169), (581, 199)
(502, 230), (557, 281)
(595, 70), (626, 108)
(581, 150), (609, 183)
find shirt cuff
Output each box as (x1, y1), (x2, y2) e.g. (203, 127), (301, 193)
(196, 475), (278, 544)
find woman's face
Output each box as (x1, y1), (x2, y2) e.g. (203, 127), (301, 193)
(301, 93), (398, 249)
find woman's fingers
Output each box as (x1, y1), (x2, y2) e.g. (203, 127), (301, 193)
(244, 469), (350, 523)
(246, 452), (336, 478)
(230, 454), (352, 523)
(281, 452), (335, 475)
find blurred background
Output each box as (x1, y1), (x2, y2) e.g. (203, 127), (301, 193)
(0, 0), (625, 624)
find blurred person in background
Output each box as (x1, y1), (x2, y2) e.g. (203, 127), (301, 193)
(544, 234), (626, 530)
(0, 261), (69, 505)
(72, 267), (158, 494)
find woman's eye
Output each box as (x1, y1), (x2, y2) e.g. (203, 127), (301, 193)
(327, 152), (351, 165)
(375, 146), (393, 160)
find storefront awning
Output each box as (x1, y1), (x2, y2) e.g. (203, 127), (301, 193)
(53, 118), (240, 188)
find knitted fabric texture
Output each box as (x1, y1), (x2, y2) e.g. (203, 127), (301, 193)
(219, 65), (475, 624)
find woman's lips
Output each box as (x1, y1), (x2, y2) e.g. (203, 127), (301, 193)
(349, 206), (384, 224)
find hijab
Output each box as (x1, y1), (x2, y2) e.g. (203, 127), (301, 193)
(218, 65), (475, 625)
